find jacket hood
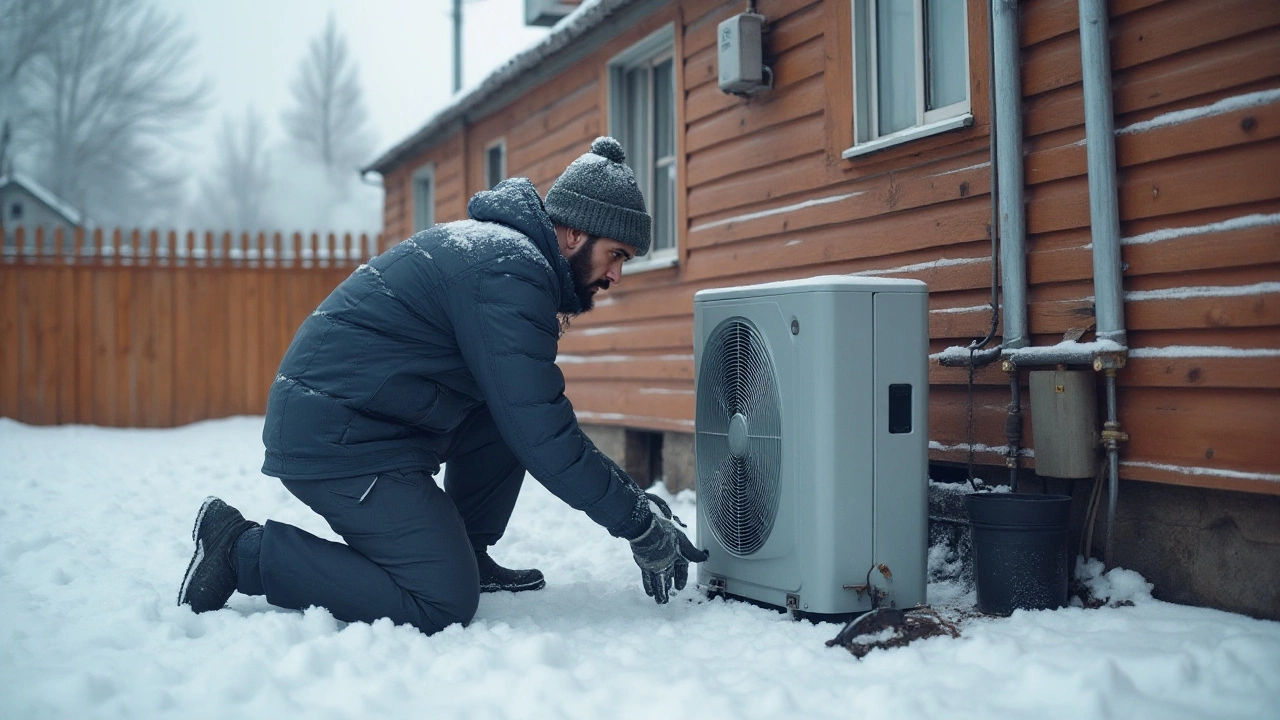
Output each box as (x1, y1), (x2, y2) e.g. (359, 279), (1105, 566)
(468, 178), (583, 316)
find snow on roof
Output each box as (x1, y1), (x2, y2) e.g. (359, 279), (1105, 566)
(0, 171), (83, 225)
(363, 0), (632, 175)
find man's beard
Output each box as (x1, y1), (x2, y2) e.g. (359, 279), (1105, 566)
(568, 235), (610, 312)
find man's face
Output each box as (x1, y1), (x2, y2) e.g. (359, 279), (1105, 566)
(567, 235), (633, 312)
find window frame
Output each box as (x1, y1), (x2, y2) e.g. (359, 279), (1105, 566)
(844, 0), (972, 159)
(412, 162), (435, 232)
(485, 139), (507, 190)
(608, 23), (679, 274)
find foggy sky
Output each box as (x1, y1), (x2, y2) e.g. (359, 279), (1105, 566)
(164, 0), (550, 233)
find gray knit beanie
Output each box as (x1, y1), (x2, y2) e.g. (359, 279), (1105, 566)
(545, 137), (652, 256)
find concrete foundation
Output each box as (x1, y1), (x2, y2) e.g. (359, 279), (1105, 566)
(581, 425), (695, 494)
(1105, 479), (1280, 620)
(661, 431), (695, 494)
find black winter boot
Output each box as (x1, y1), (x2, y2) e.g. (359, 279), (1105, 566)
(476, 549), (545, 593)
(177, 497), (259, 612)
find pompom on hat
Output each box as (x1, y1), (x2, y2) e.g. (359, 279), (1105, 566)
(545, 137), (652, 256)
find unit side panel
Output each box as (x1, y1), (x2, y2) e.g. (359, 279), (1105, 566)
(872, 290), (930, 608)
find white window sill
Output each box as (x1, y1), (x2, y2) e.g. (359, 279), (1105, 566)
(622, 251), (678, 275)
(842, 114), (974, 160)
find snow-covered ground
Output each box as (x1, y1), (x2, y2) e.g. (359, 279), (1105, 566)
(1, 417), (1277, 719)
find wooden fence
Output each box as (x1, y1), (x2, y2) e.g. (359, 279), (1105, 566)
(1, 226), (385, 427)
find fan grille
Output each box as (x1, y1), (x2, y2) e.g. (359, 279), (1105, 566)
(696, 317), (782, 556)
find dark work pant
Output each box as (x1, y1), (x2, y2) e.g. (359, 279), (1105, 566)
(238, 405), (526, 634)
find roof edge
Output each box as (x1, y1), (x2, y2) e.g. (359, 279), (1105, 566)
(362, 0), (650, 175)
(0, 171), (84, 225)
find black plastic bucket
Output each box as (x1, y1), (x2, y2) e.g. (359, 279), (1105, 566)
(965, 493), (1071, 615)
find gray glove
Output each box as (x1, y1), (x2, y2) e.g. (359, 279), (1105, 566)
(628, 493), (709, 603)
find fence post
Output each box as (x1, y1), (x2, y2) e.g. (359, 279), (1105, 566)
(73, 226), (86, 263)
(255, 231), (267, 267)
(165, 230), (177, 265)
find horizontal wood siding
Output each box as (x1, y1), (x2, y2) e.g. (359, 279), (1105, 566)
(378, 0), (1279, 494)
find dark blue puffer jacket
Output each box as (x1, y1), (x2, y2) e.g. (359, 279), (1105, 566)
(261, 178), (648, 537)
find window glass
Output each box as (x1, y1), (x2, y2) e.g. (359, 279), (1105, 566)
(610, 26), (677, 265)
(413, 173), (433, 231)
(876, 0), (915, 135)
(654, 164), (674, 252)
(852, 0), (969, 149)
(653, 58), (675, 159)
(624, 67), (649, 198)
(925, 0), (967, 111)
(486, 144), (504, 190)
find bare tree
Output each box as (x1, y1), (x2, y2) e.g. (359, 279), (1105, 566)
(17, 0), (208, 226)
(0, 0), (68, 173)
(282, 13), (375, 183)
(199, 108), (273, 236)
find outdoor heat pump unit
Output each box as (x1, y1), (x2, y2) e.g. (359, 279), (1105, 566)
(694, 276), (929, 616)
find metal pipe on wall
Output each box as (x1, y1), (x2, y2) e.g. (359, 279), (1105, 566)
(992, 0), (1028, 350)
(1103, 370), (1122, 567)
(1078, 0), (1126, 347)
(1078, 0), (1129, 566)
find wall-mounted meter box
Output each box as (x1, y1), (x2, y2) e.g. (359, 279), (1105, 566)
(718, 14), (767, 95)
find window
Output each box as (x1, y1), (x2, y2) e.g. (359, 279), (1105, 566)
(412, 163), (434, 232)
(846, 0), (971, 158)
(9, 201), (22, 220)
(609, 25), (678, 270)
(485, 140), (506, 190)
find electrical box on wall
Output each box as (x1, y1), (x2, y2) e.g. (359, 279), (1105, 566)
(718, 14), (770, 96)
(1029, 369), (1099, 478)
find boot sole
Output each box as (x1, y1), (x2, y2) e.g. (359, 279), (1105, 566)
(177, 497), (218, 606)
(177, 539), (206, 606)
(480, 577), (546, 593)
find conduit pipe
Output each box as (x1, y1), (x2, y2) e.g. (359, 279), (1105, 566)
(1078, 0), (1128, 567)
(991, 0), (1028, 351)
(1079, 0), (1127, 349)
(941, 0), (1026, 371)
(942, 3), (1129, 534)
(965, 0), (1130, 369)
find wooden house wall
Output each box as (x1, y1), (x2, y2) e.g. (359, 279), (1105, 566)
(380, 0), (1280, 495)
